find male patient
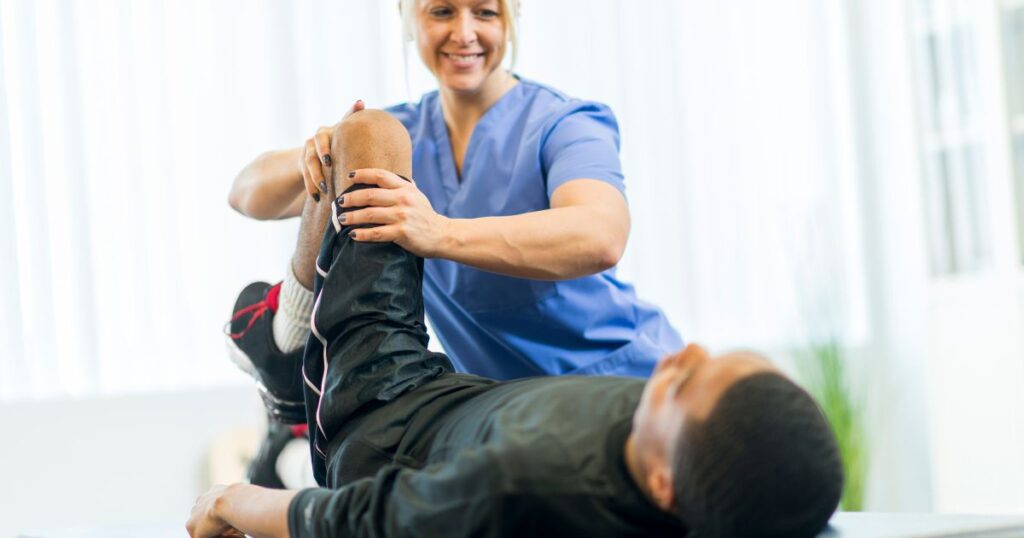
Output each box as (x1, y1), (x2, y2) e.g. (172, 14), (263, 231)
(188, 110), (843, 538)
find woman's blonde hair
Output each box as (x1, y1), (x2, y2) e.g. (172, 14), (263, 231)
(399, 0), (520, 69)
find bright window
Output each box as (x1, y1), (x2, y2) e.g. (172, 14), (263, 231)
(1003, 0), (1024, 263)
(909, 0), (993, 276)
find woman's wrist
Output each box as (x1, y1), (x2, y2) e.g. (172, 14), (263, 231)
(432, 215), (461, 259)
(286, 146), (308, 188)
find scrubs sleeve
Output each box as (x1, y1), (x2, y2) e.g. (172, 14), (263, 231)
(540, 102), (626, 199)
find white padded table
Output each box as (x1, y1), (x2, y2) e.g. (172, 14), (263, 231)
(18, 512), (1024, 537)
(822, 512), (1024, 537)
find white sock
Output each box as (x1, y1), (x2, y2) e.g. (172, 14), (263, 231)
(272, 264), (314, 354)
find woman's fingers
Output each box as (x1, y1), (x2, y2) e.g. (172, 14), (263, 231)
(338, 188), (400, 208)
(340, 207), (402, 226)
(344, 99), (365, 120)
(302, 101), (364, 203)
(300, 141), (318, 202)
(304, 139), (327, 199)
(348, 224), (400, 243)
(314, 127), (333, 173)
(347, 168), (409, 189)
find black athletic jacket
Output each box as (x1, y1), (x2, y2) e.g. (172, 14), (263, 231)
(288, 186), (686, 537)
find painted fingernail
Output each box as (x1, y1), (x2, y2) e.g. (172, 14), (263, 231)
(339, 213), (347, 224)
(348, 171), (355, 178)
(313, 193), (321, 203)
(348, 231), (357, 239)
(338, 195), (345, 205)
(319, 181), (327, 193)
(323, 155), (332, 167)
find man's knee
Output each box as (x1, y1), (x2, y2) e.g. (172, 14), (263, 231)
(330, 110), (412, 190)
(331, 110), (411, 163)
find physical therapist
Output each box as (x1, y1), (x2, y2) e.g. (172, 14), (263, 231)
(229, 0), (682, 380)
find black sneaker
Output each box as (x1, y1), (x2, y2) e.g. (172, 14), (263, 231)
(225, 281), (307, 424)
(247, 416), (310, 488)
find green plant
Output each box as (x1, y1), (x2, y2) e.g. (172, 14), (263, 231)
(795, 338), (868, 511)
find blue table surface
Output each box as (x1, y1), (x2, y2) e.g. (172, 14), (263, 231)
(19, 512), (1024, 537)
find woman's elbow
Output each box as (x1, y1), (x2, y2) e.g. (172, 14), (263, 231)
(582, 213), (629, 273)
(591, 233), (627, 273)
(229, 186), (265, 218)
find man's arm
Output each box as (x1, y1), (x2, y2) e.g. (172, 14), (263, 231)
(189, 447), (516, 538)
(186, 484), (296, 538)
(288, 448), (518, 538)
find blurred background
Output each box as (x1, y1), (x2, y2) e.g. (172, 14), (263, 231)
(1, 0), (1022, 533)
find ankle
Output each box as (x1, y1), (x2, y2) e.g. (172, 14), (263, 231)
(272, 265), (314, 354)
(290, 256), (315, 291)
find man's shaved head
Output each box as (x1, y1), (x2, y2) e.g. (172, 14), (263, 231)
(628, 345), (843, 537)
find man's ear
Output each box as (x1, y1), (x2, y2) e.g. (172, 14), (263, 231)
(646, 464), (676, 512)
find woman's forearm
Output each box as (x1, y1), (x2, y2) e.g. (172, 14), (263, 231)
(228, 148), (306, 220)
(440, 204), (629, 280)
(341, 175), (630, 280)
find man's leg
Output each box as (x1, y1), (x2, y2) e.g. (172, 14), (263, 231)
(235, 109), (451, 485)
(267, 110), (414, 359)
(296, 111), (452, 484)
(228, 110), (425, 487)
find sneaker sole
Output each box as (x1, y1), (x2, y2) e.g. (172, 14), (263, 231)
(224, 331), (307, 424)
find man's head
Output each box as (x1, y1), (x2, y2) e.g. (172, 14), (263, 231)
(629, 344), (843, 537)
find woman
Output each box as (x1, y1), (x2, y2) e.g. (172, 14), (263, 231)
(230, 0), (681, 380)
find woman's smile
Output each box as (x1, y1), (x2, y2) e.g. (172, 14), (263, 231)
(441, 51), (486, 69)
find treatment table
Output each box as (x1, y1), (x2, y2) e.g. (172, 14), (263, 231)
(18, 512), (1024, 537)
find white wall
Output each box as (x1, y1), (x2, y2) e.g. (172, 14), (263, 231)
(0, 385), (261, 536)
(848, 0), (934, 512)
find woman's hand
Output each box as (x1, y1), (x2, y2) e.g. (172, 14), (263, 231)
(341, 169), (452, 258)
(186, 484), (245, 538)
(298, 100), (366, 202)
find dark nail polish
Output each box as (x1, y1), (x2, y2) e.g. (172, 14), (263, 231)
(339, 213), (347, 224)
(349, 231), (357, 239)
(348, 171), (355, 178)
(313, 193), (320, 203)
(319, 181), (327, 193)
(323, 155), (332, 167)
(339, 195), (345, 205)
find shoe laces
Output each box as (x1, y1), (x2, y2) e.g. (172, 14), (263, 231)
(227, 284), (281, 340)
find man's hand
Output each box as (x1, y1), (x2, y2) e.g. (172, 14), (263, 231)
(186, 482), (297, 538)
(186, 484), (244, 538)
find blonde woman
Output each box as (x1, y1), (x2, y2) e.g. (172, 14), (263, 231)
(226, 0), (683, 487)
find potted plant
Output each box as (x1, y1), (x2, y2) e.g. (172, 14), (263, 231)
(796, 337), (868, 511)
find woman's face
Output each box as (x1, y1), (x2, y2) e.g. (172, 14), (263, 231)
(415, 0), (508, 95)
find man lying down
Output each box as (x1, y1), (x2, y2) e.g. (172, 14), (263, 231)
(187, 110), (843, 538)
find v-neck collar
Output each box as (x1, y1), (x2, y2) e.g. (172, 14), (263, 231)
(429, 77), (525, 202)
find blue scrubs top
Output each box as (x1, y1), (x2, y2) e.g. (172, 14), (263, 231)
(386, 77), (682, 380)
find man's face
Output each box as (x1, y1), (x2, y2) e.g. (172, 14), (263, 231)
(632, 344), (776, 461)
